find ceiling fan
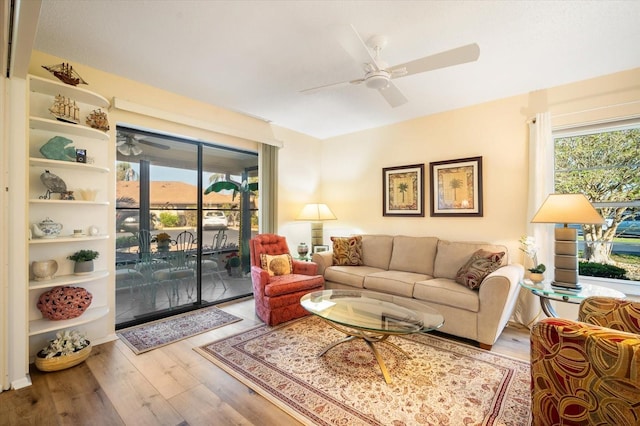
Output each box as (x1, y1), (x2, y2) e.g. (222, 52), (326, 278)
(301, 25), (480, 107)
(116, 131), (170, 156)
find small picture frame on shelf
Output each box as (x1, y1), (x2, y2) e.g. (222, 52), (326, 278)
(313, 245), (330, 253)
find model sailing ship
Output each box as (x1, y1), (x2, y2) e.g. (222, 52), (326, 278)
(42, 63), (88, 86)
(49, 95), (80, 124)
(86, 109), (110, 131)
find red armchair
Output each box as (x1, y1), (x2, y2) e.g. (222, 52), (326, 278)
(249, 234), (324, 326)
(531, 297), (640, 425)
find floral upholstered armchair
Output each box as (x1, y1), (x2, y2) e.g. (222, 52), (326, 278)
(249, 234), (324, 326)
(531, 296), (640, 425)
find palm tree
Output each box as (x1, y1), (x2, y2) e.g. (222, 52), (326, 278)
(204, 179), (258, 273)
(449, 178), (463, 201)
(398, 182), (409, 203)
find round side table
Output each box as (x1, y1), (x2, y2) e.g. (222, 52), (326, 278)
(519, 280), (626, 317)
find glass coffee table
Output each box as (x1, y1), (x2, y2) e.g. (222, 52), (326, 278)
(300, 289), (444, 384)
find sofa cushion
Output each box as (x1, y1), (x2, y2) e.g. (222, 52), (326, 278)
(364, 270), (430, 298)
(388, 236), (438, 275)
(331, 236), (364, 266)
(434, 240), (508, 280)
(260, 253), (293, 276)
(324, 265), (384, 289)
(360, 234), (394, 270)
(455, 250), (506, 290)
(413, 277), (480, 312)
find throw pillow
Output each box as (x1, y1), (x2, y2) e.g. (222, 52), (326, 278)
(331, 236), (364, 266)
(455, 249), (506, 290)
(260, 253), (293, 276)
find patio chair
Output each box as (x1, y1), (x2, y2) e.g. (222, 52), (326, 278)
(249, 234), (324, 326)
(175, 230), (196, 252)
(136, 229), (152, 254)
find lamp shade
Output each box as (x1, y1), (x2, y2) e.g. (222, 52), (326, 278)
(531, 194), (604, 225)
(296, 203), (337, 221)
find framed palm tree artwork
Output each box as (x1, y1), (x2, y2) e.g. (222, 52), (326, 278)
(430, 156), (483, 217)
(382, 164), (424, 217)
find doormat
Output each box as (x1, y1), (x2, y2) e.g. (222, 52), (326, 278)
(118, 306), (241, 354)
(195, 316), (531, 425)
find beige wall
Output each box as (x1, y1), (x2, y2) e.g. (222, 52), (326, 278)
(283, 67), (640, 262)
(28, 51), (640, 261)
(30, 51), (275, 151)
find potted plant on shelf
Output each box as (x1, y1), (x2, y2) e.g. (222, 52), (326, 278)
(35, 329), (91, 372)
(67, 249), (99, 275)
(152, 232), (172, 251)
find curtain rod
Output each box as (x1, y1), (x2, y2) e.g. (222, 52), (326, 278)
(552, 100), (640, 119)
(528, 99), (640, 124)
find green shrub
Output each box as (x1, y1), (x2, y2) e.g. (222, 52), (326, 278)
(159, 212), (180, 227)
(116, 235), (137, 249)
(579, 261), (628, 280)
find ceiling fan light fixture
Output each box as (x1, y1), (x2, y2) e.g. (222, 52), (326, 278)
(117, 142), (142, 156)
(365, 71), (390, 89)
(131, 144), (143, 156)
(117, 144), (131, 156)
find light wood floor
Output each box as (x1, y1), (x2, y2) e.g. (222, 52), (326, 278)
(0, 298), (531, 426)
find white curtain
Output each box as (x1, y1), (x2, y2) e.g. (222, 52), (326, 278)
(258, 143), (278, 234)
(513, 112), (555, 327)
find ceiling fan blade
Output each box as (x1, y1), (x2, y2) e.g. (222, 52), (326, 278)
(138, 139), (170, 150)
(389, 43), (480, 78)
(337, 24), (381, 71)
(378, 82), (408, 108)
(300, 78), (364, 94)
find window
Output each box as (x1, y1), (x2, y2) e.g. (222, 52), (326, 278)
(553, 120), (639, 284)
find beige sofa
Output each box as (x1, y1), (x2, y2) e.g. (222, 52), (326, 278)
(312, 235), (524, 349)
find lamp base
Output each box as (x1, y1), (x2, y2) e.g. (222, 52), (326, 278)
(310, 222), (323, 247)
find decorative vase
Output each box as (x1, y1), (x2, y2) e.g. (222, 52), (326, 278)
(157, 240), (170, 251)
(297, 242), (309, 258)
(529, 272), (544, 284)
(37, 286), (93, 320)
(35, 344), (92, 372)
(231, 266), (242, 277)
(32, 260), (58, 281)
(74, 260), (94, 275)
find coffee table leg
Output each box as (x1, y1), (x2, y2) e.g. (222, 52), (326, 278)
(317, 319), (411, 384)
(318, 335), (356, 356)
(362, 339), (392, 384)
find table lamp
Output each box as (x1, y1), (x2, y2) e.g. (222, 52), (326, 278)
(531, 193), (605, 289)
(296, 203), (337, 248)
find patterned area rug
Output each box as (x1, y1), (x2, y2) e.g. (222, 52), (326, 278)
(118, 306), (241, 354)
(196, 316), (531, 425)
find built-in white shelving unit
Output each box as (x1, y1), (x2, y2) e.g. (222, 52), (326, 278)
(27, 74), (113, 359)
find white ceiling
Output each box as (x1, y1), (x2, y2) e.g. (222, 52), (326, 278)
(33, 1), (640, 140)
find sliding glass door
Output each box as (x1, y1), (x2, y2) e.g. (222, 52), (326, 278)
(115, 126), (257, 328)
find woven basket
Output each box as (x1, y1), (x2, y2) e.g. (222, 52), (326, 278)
(34, 344), (92, 372)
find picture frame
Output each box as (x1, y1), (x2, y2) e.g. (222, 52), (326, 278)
(382, 164), (425, 217)
(429, 156), (483, 217)
(313, 245), (329, 253)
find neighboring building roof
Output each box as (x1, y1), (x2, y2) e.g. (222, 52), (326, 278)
(117, 181), (237, 208)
